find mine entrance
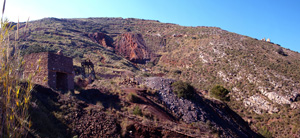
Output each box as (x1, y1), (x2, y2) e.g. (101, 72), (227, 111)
(56, 72), (68, 90)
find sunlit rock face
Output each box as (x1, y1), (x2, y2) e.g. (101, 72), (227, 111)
(115, 32), (150, 64)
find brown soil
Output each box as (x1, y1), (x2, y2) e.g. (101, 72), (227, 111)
(29, 85), (192, 138)
(123, 88), (176, 122)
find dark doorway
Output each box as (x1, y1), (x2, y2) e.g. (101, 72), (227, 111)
(56, 72), (68, 90)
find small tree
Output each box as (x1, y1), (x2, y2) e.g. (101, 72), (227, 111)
(210, 85), (229, 101)
(171, 80), (195, 99)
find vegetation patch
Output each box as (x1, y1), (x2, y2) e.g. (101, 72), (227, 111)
(276, 47), (288, 56)
(171, 80), (195, 99)
(258, 126), (272, 138)
(0, 19), (33, 137)
(21, 45), (54, 56)
(127, 93), (142, 103)
(133, 106), (143, 116)
(210, 85), (229, 101)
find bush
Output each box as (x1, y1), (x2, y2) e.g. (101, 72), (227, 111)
(258, 126), (272, 138)
(210, 85), (229, 101)
(127, 93), (142, 103)
(21, 45), (55, 56)
(21, 45), (46, 55)
(276, 47), (287, 56)
(133, 106), (142, 116)
(171, 80), (195, 99)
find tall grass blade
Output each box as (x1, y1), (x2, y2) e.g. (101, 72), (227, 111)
(2, 0), (5, 16)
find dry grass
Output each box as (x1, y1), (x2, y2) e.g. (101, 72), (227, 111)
(0, 2), (35, 137)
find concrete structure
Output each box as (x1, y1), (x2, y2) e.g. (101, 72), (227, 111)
(23, 52), (74, 90)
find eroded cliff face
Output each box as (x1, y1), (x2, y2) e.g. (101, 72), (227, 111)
(115, 33), (150, 64)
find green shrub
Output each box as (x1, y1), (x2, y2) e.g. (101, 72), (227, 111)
(127, 93), (142, 103)
(210, 85), (229, 101)
(133, 106), (142, 116)
(171, 80), (195, 99)
(21, 45), (54, 56)
(258, 126), (272, 138)
(21, 45), (46, 55)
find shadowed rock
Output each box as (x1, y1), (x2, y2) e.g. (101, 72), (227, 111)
(88, 32), (113, 47)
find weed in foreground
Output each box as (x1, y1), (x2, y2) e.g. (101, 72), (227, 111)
(0, 1), (35, 137)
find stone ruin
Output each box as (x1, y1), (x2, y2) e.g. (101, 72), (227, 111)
(23, 52), (74, 90)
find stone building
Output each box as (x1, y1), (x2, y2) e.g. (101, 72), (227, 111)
(23, 52), (74, 90)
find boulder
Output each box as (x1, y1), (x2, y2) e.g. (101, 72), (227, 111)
(265, 92), (291, 105)
(243, 94), (279, 114)
(291, 102), (300, 109)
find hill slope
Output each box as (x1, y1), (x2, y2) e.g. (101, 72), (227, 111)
(10, 17), (300, 137)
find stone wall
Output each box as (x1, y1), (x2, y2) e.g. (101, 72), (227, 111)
(48, 53), (73, 73)
(67, 74), (74, 90)
(24, 52), (49, 86)
(24, 52), (74, 90)
(48, 71), (56, 89)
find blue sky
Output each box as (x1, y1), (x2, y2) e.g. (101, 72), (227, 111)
(3, 0), (300, 52)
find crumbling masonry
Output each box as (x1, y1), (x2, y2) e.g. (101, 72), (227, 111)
(23, 52), (74, 90)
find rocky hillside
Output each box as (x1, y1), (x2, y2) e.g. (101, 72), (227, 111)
(29, 79), (258, 137)
(10, 17), (300, 137)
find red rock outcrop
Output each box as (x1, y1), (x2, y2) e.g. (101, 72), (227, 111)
(88, 32), (112, 47)
(115, 33), (150, 64)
